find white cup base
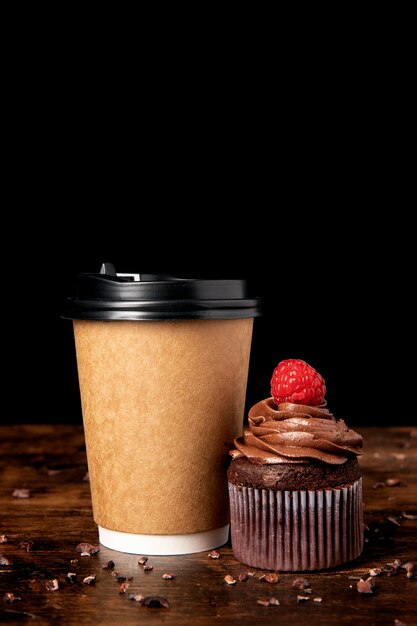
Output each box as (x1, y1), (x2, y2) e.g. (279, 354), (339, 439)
(98, 524), (229, 555)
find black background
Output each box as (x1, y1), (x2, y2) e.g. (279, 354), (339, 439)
(3, 32), (414, 428)
(5, 207), (413, 427)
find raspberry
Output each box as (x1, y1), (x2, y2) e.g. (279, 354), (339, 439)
(270, 358), (326, 406)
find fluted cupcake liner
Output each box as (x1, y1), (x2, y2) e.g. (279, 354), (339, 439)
(228, 478), (363, 571)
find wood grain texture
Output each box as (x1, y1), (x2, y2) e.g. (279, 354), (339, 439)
(1, 425), (416, 625)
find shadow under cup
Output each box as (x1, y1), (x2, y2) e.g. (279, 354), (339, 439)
(63, 266), (260, 555)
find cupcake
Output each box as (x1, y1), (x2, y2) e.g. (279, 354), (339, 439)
(228, 358), (363, 571)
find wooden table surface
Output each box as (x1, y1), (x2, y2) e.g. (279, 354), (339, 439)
(1, 425), (416, 626)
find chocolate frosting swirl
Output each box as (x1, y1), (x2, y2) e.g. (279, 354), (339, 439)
(230, 398), (363, 466)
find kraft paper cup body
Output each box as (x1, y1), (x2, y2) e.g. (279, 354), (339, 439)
(73, 318), (254, 554)
(228, 478), (363, 571)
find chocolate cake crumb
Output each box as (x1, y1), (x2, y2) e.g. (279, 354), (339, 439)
(264, 573), (279, 584)
(208, 550), (220, 559)
(46, 579), (59, 591)
(143, 565), (153, 572)
(82, 575), (96, 585)
(142, 595), (170, 608)
(128, 593), (144, 602)
(3, 592), (21, 603)
(65, 573), (77, 584)
(402, 511), (417, 520)
(357, 578), (374, 593)
(224, 575), (236, 585)
(0, 554), (12, 566)
(76, 543), (99, 555)
(292, 578), (310, 590)
(12, 488), (31, 498)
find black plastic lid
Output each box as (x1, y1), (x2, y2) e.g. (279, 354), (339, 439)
(63, 263), (261, 321)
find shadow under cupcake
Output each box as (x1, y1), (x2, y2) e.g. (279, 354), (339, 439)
(228, 358), (363, 572)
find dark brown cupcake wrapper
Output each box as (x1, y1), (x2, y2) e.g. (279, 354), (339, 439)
(228, 478), (363, 571)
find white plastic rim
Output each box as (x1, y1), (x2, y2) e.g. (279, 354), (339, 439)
(98, 525), (229, 555)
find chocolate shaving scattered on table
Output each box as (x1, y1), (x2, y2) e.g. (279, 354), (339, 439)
(102, 560), (115, 569)
(119, 582), (130, 593)
(46, 579), (59, 591)
(3, 592), (21, 603)
(357, 578), (375, 594)
(369, 567), (384, 576)
(12, 488), (31, 498)
(385, 478), (407, 487)
(18, 540), (34, 552)
(208, 550), (220, 559)
(82, 575), (96, 585)
(263, 573), (279, 584)
(256, 598), (270, 607)
(372, 482), (385, 489)
(387, 516), (401, 526)
(128, 593), (145, 602)
(268, 597), (280, 605)
(402, 511), (417, 520)
(238, 572), (248, 582)
(0, 535), (8, 543)
(142, 595), (170, 609)
(65, 572), (77, 584)
(0, 554), (12, 566)
(162, 573), (175, 580)
(297, 595), (310, 602)
(292, 577), (310, 590)
(143, 564), (153, 572)
(76, 542), (99, 555)
(138, 556), (148, 566)
(224, 575), (236, 585)
(314, 597), (323, 602)
(115, 575), (126, 583)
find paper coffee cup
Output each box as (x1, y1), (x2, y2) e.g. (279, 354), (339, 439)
(63, 264), (260, 555)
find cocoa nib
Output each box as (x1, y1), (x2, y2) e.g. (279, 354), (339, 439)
(292, 577), (310, 590)
(119, 583), (130, 593)
(138, 556), (148, 566)
(357, 578), (375, 594)
(0, 535), (8, 544)
(102, 560), (115, 569)
(19, 540), (34, 552)
(12, 488), (31, 498)
(0, 554), (12, 566)
(46, 579), (59, 591)
(82, 575), (96, 585)
(208, 550), (220, 559)
(76, 542), (99, 555)
(3, 592), (21, 603)
(65, 573), (77, 584)
(162, 573), (175, 580)
(142, 595), (170, 609)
